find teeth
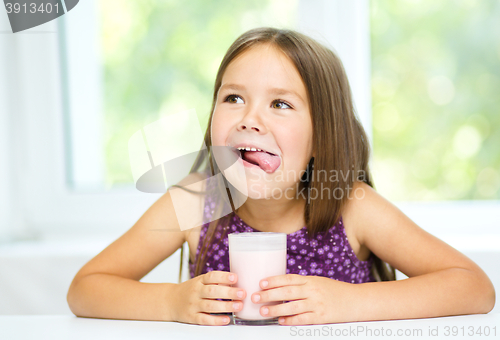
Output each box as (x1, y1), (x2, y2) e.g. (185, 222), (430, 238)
(236, 146), (263, 152)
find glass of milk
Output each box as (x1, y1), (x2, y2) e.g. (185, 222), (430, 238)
(228, 232), (287, 325)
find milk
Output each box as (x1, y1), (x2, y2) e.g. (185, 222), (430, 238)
(230, 249), (287, 320)
(228, 232), (287, 325)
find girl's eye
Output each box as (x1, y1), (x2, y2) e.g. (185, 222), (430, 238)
(271, 100), (292, 110)
(225, 94), (244, 104)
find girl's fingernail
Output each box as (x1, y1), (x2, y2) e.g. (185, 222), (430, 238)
(253, 294), (260, 302)
(233, 302), (240, 311)
(229, 274), (235, 282)
(261, 280), (268, 288)
(279, 317), (285, 324)
(237, 290), (244, 298)
(261, 307), (268, 315)
(223, 317), (230, 323)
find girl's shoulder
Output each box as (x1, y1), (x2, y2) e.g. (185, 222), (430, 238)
(172, 170), (215, 264)
(167, 171), (210, 237)
(341, 181), (380, 261)
(342, 180), (408, 258)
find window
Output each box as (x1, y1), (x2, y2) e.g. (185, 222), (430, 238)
(370, 0), (500, 202)
(369, 0), (500, 241)
(3, 0), (497, 240)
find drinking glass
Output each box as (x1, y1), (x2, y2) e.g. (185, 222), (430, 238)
(228, 232), (287, 325)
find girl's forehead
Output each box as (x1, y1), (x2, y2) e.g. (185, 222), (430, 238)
(221, 44), (306, 94)
(227, 44), (292, 72)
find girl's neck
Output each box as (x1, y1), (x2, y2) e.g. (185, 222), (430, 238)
(235, 196), (307, 234)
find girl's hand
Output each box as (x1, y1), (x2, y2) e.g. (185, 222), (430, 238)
(171, 271), (246, 326)
(250, 274), (355, 325)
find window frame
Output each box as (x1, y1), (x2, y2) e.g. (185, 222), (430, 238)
(0, 1), (162, 240)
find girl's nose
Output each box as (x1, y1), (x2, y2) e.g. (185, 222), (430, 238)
(237, 108), (266, 133)
(238, 123), (260, 132)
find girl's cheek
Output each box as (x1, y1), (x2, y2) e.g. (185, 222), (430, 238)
(212, 116), (235, 145)
(210, 120), (224, 144)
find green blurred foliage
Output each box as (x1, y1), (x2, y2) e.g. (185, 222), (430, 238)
(370, 0), (500, 201)
(97, 0), (297, 187)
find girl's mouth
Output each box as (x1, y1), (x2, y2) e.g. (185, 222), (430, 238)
(237, 148), (281, 174)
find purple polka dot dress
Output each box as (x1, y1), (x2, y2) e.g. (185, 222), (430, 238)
(189, 174), (375, 284)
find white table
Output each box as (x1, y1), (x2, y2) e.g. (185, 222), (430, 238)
(1, 314), (498, 340)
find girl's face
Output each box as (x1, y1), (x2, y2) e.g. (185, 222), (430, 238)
(211, 43), (313, 200)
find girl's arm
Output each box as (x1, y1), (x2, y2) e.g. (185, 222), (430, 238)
(249, 181), (495, 325)
(346, 181), (496, 321)
(66, 172), (204, 321)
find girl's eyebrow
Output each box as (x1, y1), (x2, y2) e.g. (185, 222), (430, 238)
(269, 87), (305, 103)
(219, 83), (304, 103)
(220, 83), (245, 92)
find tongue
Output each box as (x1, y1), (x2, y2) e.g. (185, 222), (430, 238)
(242, 151), (281, 173)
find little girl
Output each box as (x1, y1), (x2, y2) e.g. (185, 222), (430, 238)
(67, 27), (495, 326)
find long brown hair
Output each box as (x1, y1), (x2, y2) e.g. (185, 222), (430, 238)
(178, 27), (395, 283)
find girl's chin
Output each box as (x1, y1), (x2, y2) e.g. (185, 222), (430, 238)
(241, 182), (293, 201)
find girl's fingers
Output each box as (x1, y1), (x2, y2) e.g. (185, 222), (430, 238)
(196, 313), (231, 326)
(201, 271), (237, 285)
(262, 300), (310, 318)
(251, 285), (303, 304)
(200, 284), (246, 300)
(260, 274), (307, 290)
(200, 299), (243, 314)
(278, 312), (315, 326)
